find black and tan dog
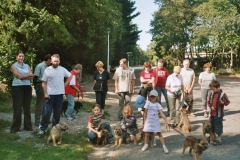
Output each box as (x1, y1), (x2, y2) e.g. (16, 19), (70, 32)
(182, 136), (208, 160)
(96, 129), (108, 147)
(47, 122), (68, 146)
(202, 121), (215, 144)
(61, 100), (82, 116)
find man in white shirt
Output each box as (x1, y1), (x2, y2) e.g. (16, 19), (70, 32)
(180, 59), (195, 116)
(113, 58), (136, 120)
(37, 54), (72, 137)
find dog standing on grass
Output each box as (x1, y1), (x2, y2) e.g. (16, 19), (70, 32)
(47, 123), (68, 146)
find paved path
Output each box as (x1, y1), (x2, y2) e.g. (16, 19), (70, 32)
(87, 67), (240, 160)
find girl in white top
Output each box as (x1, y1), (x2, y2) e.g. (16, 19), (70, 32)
(142, 90), (170, 154)
(198, 62), (216, 118)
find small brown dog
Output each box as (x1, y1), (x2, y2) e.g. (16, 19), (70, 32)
(182, 136), (208, 160)
(114, 125), (124, 147)
(96, 129), (108, 147)
(202, 121), (215, 143)
(177, 107), (192, 133)
(47, 122), (68, 146)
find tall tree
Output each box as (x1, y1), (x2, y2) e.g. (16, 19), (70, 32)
(112, 0), (141, 66)
(151, 0), (196, 61)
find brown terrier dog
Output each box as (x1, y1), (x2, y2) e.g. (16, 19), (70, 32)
(96, 129), (108, 147)
(177, 107), (192, 133)
(114, 125), (124, 147)
(47, 122), (68, 146)
(182, 136), (208, 160)
(202, 121), (215, 144)
(114, 125), (132, 147)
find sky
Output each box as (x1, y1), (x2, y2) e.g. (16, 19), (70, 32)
(132, 0), (158, 51)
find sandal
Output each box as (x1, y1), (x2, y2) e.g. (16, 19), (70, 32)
(213, 140), (222, 146)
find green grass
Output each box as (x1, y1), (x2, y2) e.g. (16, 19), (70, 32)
(0, 119), (92, 160)
(0, 89), (113, 160)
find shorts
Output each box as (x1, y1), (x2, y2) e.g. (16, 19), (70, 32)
(126, 128), (137, 136)
(210, 116), (223, 135)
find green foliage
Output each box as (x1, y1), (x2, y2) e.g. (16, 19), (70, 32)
(150, 0), (240, 68)
(0, 0), (142, 88)
(0, 128), (92, 160)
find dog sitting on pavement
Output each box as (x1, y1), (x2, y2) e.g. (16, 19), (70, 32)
(47, 122), (68, 146)
(61, 100), (82, 116)
(113, 125), (132, 147)
(177, 107), (192, 133)
(96, 129), (108, 147)
(202, 121), (215, 144)
(182, 135), (208, 160)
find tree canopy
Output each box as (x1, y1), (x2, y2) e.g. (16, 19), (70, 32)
(0, 0), (143, 87)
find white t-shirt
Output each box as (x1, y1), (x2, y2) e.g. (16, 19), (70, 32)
(180, 68), (195, 90)
(69, 75), (76, 85)
(112, 67), (136, 92)
(42, 66), (71, 95)
(144, 101), (163, 110)
(166, 74), (183, 96)
(199, 72), (216, 89)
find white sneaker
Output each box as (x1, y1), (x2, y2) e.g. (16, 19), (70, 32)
(163, 146), (169, 154)
(153, 138), (157, 146)
(142, 144), (148, 151)
(67, 116), (74, 120)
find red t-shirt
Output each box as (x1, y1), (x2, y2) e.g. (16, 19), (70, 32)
(65, 70), (80, 96)
(140, 71), (154, 85)
(153, 67), (169, 88)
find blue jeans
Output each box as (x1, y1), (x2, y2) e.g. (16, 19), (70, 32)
(156, 87), (170, 114)
(88, 122), (114, 141)
(11, 85), (32, 132)
(66, 94), (75, 117)
(95, 89), (107, 110)
(39, 94), (63, 131)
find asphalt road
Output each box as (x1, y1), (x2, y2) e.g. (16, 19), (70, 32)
(88, 66), (240, 160)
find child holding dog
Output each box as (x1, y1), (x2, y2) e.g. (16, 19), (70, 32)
(208, 80), (230, 146)
(121, 105), (138, 143)
(142, 90), (170, 153)
(87, 104), (114, 143)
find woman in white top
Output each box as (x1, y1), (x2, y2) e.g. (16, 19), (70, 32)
(198, 62), (216, 118)
(165, 66), (185, 127)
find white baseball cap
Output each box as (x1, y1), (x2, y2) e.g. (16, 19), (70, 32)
(149, 90), (158, 97)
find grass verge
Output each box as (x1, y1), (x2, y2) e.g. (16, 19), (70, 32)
(0, 119), (93, 160)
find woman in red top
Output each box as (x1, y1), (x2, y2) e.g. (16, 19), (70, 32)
(140, 61), (154, 99)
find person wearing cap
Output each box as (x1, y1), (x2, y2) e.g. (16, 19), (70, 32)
(165, 66), (185, 127)
(135, 95), (146, 120)
(180, 59), (195, 117)
(113, 58), (136, 120)
(141, 90), (170, 153)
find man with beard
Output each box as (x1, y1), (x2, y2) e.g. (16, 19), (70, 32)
(37, 54), (72, 137)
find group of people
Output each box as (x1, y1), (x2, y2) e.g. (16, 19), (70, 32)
(10, 51), (83, 137)
(10, 52), (230, 150)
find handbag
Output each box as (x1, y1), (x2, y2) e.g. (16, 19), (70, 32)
(174, 90), (182, 98)
(93, 82), (103, 91)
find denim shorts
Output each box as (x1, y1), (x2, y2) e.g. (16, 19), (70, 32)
(210, 116), (223, 135)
